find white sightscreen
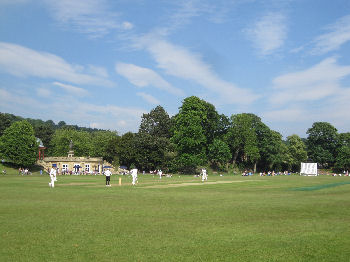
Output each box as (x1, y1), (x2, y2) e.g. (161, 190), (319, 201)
(300, 162), (318, 176)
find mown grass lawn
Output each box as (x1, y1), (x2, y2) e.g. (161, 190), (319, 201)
(0, 172), (349, 261)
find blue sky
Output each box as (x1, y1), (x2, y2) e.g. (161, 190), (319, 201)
(1, 0), (350, 138)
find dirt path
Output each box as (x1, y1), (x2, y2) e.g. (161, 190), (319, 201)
(143, 180), (261, 189)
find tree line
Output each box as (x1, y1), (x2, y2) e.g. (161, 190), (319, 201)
(1, 96), (349, 173)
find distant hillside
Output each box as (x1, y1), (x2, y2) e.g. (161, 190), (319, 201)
(0, 112), (105, 136)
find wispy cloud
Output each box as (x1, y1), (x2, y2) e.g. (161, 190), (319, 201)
(115, 62), (184, 96)
(136, 36), (258, 105)
(262, 107), (308, 122)
(53, 82), (89, 96)
(311, 15), (350, 55)
(270, 57), (350, 104)
(0, 87), (145, 133)
(245, 12), (287, 56)
(166, 0), (202, 32)
(153, 0), (241, 36)
(121, 21), (134, 30)
(36, 87), (52, 98)
(262, 57), (350, 135)
(44, 0), (133, 38)
(136, 92), (160, 105)
(87, 65), (109, 78)
(0, 42), (113, 86)
(0, 88), (48, 116)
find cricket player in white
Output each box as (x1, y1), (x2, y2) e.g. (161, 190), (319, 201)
(104, 169), (112, 186)
(49, 167), (57, 188)
(158, 169), (162, 179)
(201, 168), (208, 181)
(131, 168), (138, 185)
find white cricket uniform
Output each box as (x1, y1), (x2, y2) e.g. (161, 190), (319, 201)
(202, 169), (207, 181)
(49, 168), (57, 188)
(131, 169), (138, 185)
(158, 170), (162, 179)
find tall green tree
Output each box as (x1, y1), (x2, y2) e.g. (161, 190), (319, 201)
(0, 113), (12, 136)
(215, 114), (230, 140)
(50, 128), (92, 157)
(306, 122), (339, 167)
(57, 121), (66, 128)
(138, 105), (172, 138)
(334, 146), (350, 171)
(171, 97), (214, 172)
(208, 139), (231, 170)
(226, 113), (260, 171)
(265, 131), (287, 171)
(338, 132), (350, 147)
(334, 132), (350, 171)
(0, 120), (38, 166)
(116, 132), (137, 169)
(136, 106), (172, 171)
(286, 134), (308, 171)
(178, 96), (220, 147)
(90, 131), (119, 163)
(226, 113), (286, 172)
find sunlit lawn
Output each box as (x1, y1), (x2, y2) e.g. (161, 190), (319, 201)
(1, 170), (350, 261)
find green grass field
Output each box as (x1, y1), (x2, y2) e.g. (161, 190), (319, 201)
(1, 169), (350, 261)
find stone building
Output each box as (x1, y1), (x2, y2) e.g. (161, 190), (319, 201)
(40, 155), (104, 174)
(37, 140), (113, 174)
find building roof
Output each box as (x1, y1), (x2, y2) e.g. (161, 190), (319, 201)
(44, 156), (103, 162)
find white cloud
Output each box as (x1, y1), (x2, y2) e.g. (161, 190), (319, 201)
(87, 65), (109, 78)
(137, 37), (258, 104)
(164, 0), (241, 33)
(166, 0), (202, 32)
(262, 58), (350, 136)
(0, 88), (47, 114)
(53, 82), (89, 96)
(117, 120), (127, 128)
(0, 42), (113, 86)
(36, 87), (51, 98)
(245, 12), (287, 56)
(52, 99), (145, 133)
(262, 107), (307, 122)
(116, 62), (184, 96)
(136, 92), (160, 105)
(44, 0), (122, 38)
(0, 88), (145, 134)
(312, 15), (350, 55)
(121, 21), (134, 30)
(270, 57), (350, 104)
(323, 89), (350, 132)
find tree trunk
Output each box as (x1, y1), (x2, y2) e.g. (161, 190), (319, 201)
(253, 162), (257, 173)
(231, 149), (239, 166)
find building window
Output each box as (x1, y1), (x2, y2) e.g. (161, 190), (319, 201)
(85, 164), (90, 173)
(62, 164), (68, 172)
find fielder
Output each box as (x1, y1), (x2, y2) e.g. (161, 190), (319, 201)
(158, 169), (162, 179)
(49, 167), (57, 188)
(131, 168), (138, 185)
(201, 168), (208, 181)
(104, 169), (112, 186)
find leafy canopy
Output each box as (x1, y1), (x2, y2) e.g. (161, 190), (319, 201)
(0, 120), (38, 166)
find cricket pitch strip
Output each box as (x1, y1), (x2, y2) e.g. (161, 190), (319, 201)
(143, 180), (261, 188)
